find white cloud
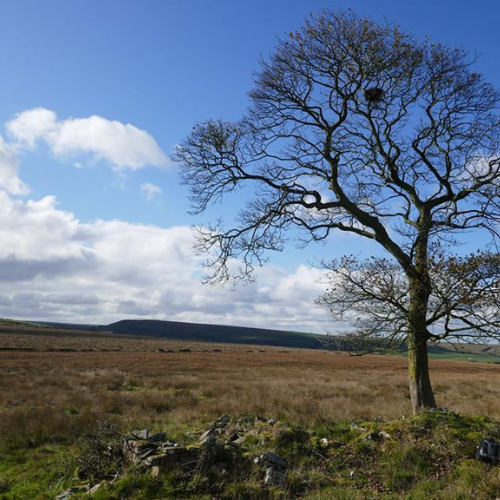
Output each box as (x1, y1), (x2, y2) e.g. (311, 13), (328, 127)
(0, 189), (331, 332)
(0, 192), (85, 260)
(0, 107), (333, 332)
(6, 108), (168, 170)
(6, 107), (57, 149)
(0, 135), (29, 195)
(140, 182), (162, 200)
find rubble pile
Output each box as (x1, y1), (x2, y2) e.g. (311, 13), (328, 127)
(55, 415), (290, 499)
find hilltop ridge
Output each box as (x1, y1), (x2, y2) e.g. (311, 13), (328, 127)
(101, 319), (322, 349)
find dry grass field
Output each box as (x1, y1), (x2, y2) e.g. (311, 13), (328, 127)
(2, 325), (500, 499)
(2, 324), (500, 435)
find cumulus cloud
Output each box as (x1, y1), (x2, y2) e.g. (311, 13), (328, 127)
(140, 182), (162, 200)
(6, 107), (57, 149)
(0, 108), (332, 332)
(0, 135), (29, 195)
(0, 189), (331, 332)
(6, 108), (168, 170)
(0, 192), (85, 260)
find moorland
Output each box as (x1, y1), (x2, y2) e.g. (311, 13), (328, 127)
(1, 320), (500, 499)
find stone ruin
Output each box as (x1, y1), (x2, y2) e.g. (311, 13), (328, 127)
(124, 414), (288, 487)
(56, 414), (289, 499)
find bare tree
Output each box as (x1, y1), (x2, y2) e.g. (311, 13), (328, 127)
(174, 10), (500, 413)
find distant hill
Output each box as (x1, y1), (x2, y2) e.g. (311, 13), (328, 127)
(100, 319), (323, 349)
(22, 320), (100, 330)
(9, 317), (500, 361)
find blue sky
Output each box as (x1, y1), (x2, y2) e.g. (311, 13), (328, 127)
(0, 0), (498, 331)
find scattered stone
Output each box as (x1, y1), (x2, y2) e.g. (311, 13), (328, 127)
(319, 438), (329, 448)
(233, 435), (247, 445)
(143, 447), (199, 470)
(476, 438), (500, 464)
(55, 487), (86, 500)
(228, 432), (240, 442)
(214, 415), (230, 428)
(160, 441), (178, 450)
(124, 440), (157, 463)
(120, 416), (292, 486)
(130, 429), (149, 440)
(364, 432), (379, 441)
(349, 421), (367, 431)
(148, 432), (167, 442)
(379, 431), (391, 440)
(198, 428), (216, 446)
(259, 452), (288, 470)
(264, 467), (286, 488)
(196, 415), (232, 446)
(124, 426), (198, 472)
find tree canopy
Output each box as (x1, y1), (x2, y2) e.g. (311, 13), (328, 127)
(318, 251), (500, 350)
(175, 10), (500, 412)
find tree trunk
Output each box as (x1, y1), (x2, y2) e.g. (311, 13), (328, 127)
(407, 330), (436, 412)
(407, 278), (437, 413)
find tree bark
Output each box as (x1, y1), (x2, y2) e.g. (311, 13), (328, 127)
(407, 278), (437, 412)
(407, 330), (436, 412)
